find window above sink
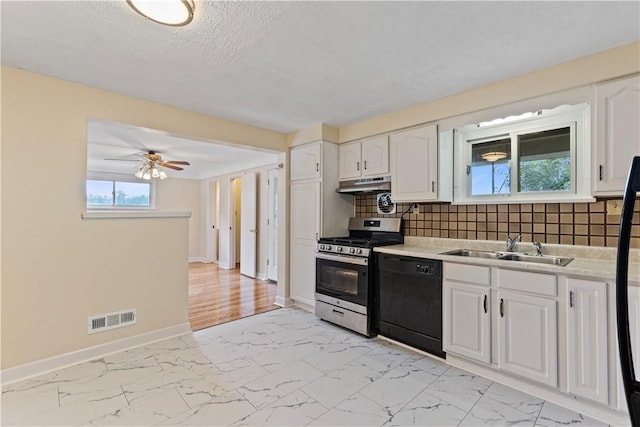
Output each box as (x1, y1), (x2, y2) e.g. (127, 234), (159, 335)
(453, 103), (593, 205)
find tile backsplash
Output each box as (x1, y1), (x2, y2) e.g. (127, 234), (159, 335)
(355, 195), (640, 249)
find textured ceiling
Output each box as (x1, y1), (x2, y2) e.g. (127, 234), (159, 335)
(2, 1), (639, 134)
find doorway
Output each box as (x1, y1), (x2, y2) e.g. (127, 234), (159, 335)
(267, 168), (279, 281)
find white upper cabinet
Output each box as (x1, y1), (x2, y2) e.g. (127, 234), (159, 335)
(339, 141), (362, 180)
(390, 124), (441, 202)
(291, 142), (321, 181)
(566, 277), (609, 404)
(339, 135), (389, 180)
(594, 75), (640, 195)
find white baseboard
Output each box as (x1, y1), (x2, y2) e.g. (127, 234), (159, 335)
(0, 322), (192, 386)
(256, 273), (267, 281)
(275, 296), (295, 307)
(188, 257), (209, 263)
(446, 354), (630, 427)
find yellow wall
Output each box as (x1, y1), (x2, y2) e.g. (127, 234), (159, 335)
(338, 42), (640, 142)
(156, 178), (202, 259)
(0, 67), (287, 369)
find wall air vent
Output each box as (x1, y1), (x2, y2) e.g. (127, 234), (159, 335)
(88, 308), (136, 334)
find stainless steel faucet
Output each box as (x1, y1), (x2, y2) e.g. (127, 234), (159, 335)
(533, 241), (544, 256)
(506, 234), (521, 252)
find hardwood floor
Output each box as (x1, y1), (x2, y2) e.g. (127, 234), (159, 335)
(188, 262), (278, 331)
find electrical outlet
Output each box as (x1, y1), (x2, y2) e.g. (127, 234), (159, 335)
(412, 204), (420, 215)
(607, 199), (623, 215)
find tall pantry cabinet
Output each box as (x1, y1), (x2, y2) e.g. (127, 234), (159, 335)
(289, 141), (354, 308)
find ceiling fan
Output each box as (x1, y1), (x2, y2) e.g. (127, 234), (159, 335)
(106, 150), (190, 180)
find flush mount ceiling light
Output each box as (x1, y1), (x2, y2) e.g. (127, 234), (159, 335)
(481, 151), (508, 162)
(126, 0), (194, 27)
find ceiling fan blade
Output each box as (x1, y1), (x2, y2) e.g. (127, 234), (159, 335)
(162, 164), (184, 171)
(164, 160), (190, 165)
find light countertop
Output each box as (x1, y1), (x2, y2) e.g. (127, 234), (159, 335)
(374, 236), (640, 285)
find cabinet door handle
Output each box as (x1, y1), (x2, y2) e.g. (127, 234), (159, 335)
(316, 163), (319, 172)
(357, 161), (360, 171)
(431, 181), (435, 192)
(316, 232), (319, 240)
(599, 165), (603, 181)
(483, 294), (488, 313)
(364, 160), (367, 170)
(569, 290), (574, 308)
(500, 298), (504, 317)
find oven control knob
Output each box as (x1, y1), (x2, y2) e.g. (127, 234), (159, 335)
(336, 246), (343, 252)
(326, 245), (332, 250)
(349, 248), (355, 254)
(319, 244), (325, 250)
(356, 248), (363, 254)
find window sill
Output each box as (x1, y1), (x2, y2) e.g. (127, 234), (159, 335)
(81, 211), (191, 220)
(452, 195), (596, 205)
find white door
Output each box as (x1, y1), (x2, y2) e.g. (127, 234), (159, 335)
(443, 281), (491, 363)
(240, 172), (257, 278)
(566, 278), (608, 404)
(267, 169), (278, 281)
(209, 180), (219, 262)
(498, 290), (558, 387)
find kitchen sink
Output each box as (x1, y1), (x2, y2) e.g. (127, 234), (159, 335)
(500, 253), (574, 266)
(440, 249), (506, 259)
(440, 249), (574, 267)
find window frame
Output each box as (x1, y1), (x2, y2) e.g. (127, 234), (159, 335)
(86, 172), (157, 210)
(453, 103), (593, 205)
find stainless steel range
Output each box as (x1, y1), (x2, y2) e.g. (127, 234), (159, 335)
(315, 217), (403, 336)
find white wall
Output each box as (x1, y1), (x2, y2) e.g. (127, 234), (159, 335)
(156, 178), (202, 260)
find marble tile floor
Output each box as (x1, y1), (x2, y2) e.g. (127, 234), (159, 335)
(2, 307), (607, 426)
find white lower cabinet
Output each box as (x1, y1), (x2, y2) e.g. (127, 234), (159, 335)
(497, 290), (558, 387)
(443, 281), (491, 363)
(616, 286), (640, 411)
(566, 277), (609, 404)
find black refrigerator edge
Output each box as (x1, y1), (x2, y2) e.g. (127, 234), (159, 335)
(617, 155), (640, 426)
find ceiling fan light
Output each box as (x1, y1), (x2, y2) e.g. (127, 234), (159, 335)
(126, 0), (194, 26)
(481, 151), (508, 162)
(142, 169), (151, 180)
(151, 167), (160, 178)
(159, 170), (168, 180)
(134, 166), (145, 179)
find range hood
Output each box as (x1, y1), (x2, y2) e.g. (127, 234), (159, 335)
(336, 176), (391, 194)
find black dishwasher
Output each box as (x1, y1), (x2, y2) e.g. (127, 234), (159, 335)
(376, 254), (445, 358)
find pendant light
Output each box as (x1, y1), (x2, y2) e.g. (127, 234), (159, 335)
(127, 0), (194, 27)
(481, 151), (508, 162)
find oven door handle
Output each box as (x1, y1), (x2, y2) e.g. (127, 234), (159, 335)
(316, 252), (368, 266)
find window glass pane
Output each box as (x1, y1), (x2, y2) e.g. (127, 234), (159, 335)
(518, 127), (571, 192)
(86, 180), (113, 206)
(114, 181), (150, 206)
(471, 138), (511, 195)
